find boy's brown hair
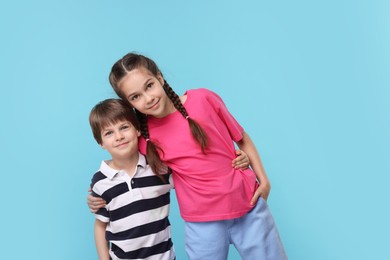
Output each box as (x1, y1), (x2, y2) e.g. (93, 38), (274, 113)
(89, 98), (140, 145)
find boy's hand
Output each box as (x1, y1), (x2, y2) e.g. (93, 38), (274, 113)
(87, 188), (106, 213)
(232, 149), (250, 169)
(250, 181), (271, 206)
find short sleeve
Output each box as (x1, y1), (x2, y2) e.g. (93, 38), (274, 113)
(205, 89), (244, 142)
(91, 181), (110, 223)
(94, 208), (109, 223)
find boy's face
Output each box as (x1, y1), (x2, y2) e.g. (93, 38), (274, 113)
(100, 120), (140, 160)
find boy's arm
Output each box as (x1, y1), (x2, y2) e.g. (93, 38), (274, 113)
(94, 219), (110, 260)
(236, 131), (271, 205)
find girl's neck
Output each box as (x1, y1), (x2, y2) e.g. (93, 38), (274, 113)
(180, 94), (187, 104)
(152, 94), (187, 119)
(159, 100), (176, 118)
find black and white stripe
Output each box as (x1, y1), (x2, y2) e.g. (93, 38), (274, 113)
(91, 154), (175, 260)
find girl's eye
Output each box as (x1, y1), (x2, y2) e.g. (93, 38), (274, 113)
(130, 95), (139, 101)
(120, 125), (129, 130)
(147, 82), (153, 89)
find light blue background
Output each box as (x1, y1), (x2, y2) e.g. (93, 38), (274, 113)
(1, 0), (389, 259)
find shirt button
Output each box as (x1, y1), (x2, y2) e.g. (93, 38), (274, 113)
(131, 180), (134, 184)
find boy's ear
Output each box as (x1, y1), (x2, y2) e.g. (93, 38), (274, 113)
(100, 142), (106, 150)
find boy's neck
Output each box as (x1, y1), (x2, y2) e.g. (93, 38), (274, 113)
(109, 153), (139, 177)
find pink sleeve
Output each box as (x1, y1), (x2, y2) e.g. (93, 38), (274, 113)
(205, 89), (244, 142)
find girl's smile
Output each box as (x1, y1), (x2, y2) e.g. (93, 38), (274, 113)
(148, 99), (160, 110)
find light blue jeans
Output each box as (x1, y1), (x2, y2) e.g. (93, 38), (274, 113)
(184, 198), (287, 260)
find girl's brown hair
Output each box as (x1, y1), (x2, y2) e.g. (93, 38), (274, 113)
(109, 53), (209, 175)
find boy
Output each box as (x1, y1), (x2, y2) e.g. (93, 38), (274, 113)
(89, 98), (175, 260)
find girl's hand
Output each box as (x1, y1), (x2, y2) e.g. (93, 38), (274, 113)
(87, 189), (106, 213)
(250, 180), (271, 205)
(232, 149), (250, 169)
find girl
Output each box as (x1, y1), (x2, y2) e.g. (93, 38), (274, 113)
(89, 53), (287, 259)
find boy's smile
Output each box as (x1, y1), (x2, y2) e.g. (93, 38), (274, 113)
(116, 141), (129, 148)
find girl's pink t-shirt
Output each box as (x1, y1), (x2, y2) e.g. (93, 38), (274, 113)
(139, 88), (258, 222)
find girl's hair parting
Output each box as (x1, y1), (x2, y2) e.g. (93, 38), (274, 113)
(89, 98), (140, 145)
(108, 53), (209, 175)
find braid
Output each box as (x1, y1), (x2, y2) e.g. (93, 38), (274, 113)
(134, 110), (166, 178)
(134, 110), (149, 139)
(163, 80), (188, 117)
(108, 53), (206, 173)
(163, 81), (209, 152)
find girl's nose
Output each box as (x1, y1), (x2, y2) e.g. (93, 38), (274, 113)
(145, 93), (154, 103)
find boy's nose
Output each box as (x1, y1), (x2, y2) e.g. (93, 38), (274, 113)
(115, 132), (124, 140)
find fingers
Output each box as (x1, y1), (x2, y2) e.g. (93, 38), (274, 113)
(87, 194), (106, 213)
(234, 161), (249, 169)
(234, 149), (244, 160)
(250, 191), (261, 206)
(87, 194), (100, 203)
(89, 200), (106, 213)
(90, 203), (105, 213)
(232, 150), (250, 169)
(250, 186), (270, 205)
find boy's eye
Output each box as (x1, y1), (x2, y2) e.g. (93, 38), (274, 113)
(104, 131), (113, 136)
(147, 83), (153, 88)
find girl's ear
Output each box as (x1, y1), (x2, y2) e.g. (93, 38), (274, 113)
(136, 130), (141, 137)
(157, 72), (164, 85)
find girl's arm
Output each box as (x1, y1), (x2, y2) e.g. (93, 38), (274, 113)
(236, 131), (271, 205)
(87, 188), (107, 213)
(94, 219), (110, 260)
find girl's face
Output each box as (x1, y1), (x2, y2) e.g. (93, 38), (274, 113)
(118, 67), (174, 118)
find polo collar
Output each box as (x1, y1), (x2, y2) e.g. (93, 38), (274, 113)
(99, 153), (147, 180)
(137, 153), (147, 169)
